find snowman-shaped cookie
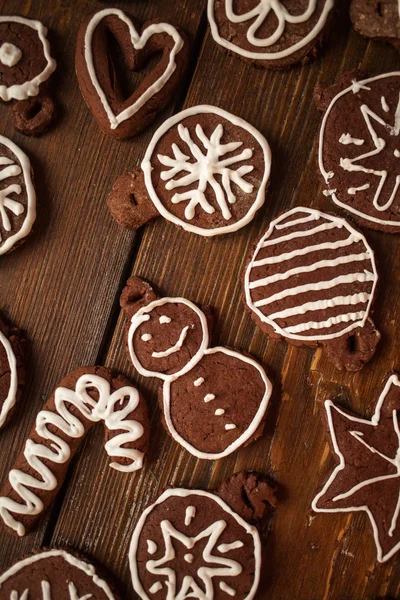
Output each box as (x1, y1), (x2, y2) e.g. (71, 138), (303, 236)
(121, 277), (272, 460)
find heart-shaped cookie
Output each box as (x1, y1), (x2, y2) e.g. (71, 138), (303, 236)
(75, 8), (189, 139)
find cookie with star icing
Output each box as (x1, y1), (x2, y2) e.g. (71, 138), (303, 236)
(207, 0), (336, 69)
(0, 314), (25, 429)
(317, 71), (400, 232)
(312, 373), (400, 563)
(0, 548), (120, 599)
(129, 473), (276, 599)
(350, 0), (400, 52)
(121, 277), (272, 459)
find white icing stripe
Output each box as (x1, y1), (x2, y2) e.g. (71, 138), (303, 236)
(185, 505), (196, 526)
(0, 549), (116, 599)
(218, 540), (244, 553)
(0, 374), (144, 536)
(147, 540), (157, 555)
(268, 293), (370, 321)
(84, 9), (184, 130)
(220, 581), (236, 596)
(284, 311), (366, 334)
(339, 133), (364, 145)
(194, 377), (204, 387)
(274, 213), (318, 230)
(348, 183), (370, 195)
(312, 375), (400, 563)
(260, 221), (339, 247)
(207, 0), (334, 60)
(149, 582), (162, 594)
(381, 96), (390, 112)
(151, 326), (189, 358)
(253, 272), (375, 308)
(253, 234), (359, 267)
(249, 253), (370, 289)
(129, 489), (262, 600)
(0, 329), (18, 428)
(0, 16), (56, 101)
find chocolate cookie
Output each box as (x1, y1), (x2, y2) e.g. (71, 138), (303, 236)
(207, 0), (335, 69)
(108, 105), (271, 236)
(317, 71), (400, 232)
(0, 548), (120, 599)
(130, 473), (276, 599)
(0, 135), (36, 254)
(350, 0), (400, 52)
(243, 207), (380, 371)
(0, 16), (57, 135)
(0, 314), (25, 429)
(0, 365), (149, 536)
(121, 277), (272, 459)
(75, 8), (189, 139)
(312, 373), (400, 563)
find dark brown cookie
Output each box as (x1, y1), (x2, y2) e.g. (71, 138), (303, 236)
(312, 373), (400, 563)
(207, 0), (336, 69)
(317, 71), (400, 232)
(0, 365), (149, 537)
(108, 105), (271, 236)
(129, 473), (276, 599)
(11, 84), (57, 136)
(122, 276), (273, 459)
(243, 207), (380, 371)
(0, 314), (25, 429)
(350, 0), (400, 51)
(75, 8), (189, 139)
(218, 471), (277, 524)
(0, 547), (121, 599)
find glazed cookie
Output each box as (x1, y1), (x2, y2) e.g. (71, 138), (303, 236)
(0, 365), (149, 536)
(129, 473), (276, 599)
(207, 0), (335, 69)
(350, 0), (400, 52)
(312, 373), (400, 563)
(121, 277), (272, 459)
(0, 548), (120, 599)
(0, 135), (36, 255)
(75, 8), (189, 139)
(317, 71), (400, 232)
(0, 16), (57, 135)
(108, 105), (271, 236)
(0, 314), (25, 429)
(243, 207), (380, 371)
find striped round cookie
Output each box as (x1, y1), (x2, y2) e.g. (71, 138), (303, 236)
(243, 207), (380, 369)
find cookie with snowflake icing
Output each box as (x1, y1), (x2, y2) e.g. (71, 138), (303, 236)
(317, 71), (400, 232)
(121, 277), (272, 459)
(350, 0), (400, 53)
(243, 207), (380, 371)
(207, 0), (335, 69)
(0, 135), (36, 255)
(312, 374), (400, 563)
(108, 105), (271, 236)
(130, 474), (276, 599)
(0, 548), (120, 599)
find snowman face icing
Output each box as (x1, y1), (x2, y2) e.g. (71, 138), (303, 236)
(128, 298), (209, 379)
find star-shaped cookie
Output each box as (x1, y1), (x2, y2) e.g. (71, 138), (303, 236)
(312, 374), (400, 562)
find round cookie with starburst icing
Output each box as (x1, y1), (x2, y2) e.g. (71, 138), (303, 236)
(129, 488), (262, 600)
(0, 548), (120, 599)
(207, 0), (335, 69)
(318, 71), (400, 233)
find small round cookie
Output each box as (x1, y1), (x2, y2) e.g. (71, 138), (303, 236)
(0, 548), (120, 599)
(350, 0), (400, 52)
(207, 0), (336, 69)
(317, 71), (400, 232)
(243, 207), (380, 371)
(0, 314), (25, 429)
(130, 486), (265, 599)
(109, 105), (271, 236)
(75, 9), (189, 139)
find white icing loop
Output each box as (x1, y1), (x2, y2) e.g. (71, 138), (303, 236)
(0, 328), (18, 429)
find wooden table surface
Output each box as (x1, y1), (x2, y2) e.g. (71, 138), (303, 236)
(0, 0), (399, 598)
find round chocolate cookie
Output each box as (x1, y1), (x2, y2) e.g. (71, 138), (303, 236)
(243, 207), (380, 370)
(0, 135), (36, 255)
(350, 0), (400, 52)
(318, 71), (400, 232)
(207, 0), (335, 69)
(123, 277), (272, 459)
(0, 548), (119, 599)
(130, 488), (262, 599)
(139, 105), (271, 236)
(75, 9), (189, 139)
(0, 314), (25, 429)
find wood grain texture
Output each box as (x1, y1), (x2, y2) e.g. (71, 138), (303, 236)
(0, 0), (399, 598)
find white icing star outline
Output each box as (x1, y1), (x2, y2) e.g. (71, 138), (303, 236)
(312, 374), (400, 562)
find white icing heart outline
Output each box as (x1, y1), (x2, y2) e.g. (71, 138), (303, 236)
(84, 8), (184, 130)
